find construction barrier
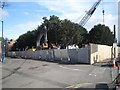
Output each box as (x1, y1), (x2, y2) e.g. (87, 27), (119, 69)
(6, 44), (120, 64)
(54, 49), (62, 61)
(33, 51), (41, 60)
(7, 48), (90, 64)
(67, 49), (78, 63)
(78, 48), (90, 64)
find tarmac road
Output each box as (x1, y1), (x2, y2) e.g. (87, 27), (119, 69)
(2, 58), (113, 89)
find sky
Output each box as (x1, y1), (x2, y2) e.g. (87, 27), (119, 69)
(0, 0), (119, 40)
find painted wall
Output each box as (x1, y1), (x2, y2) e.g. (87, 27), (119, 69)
(98, 44), (112, 61)
(90, 44), (120, 64)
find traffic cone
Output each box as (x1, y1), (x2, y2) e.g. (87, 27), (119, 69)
(113, 59), (116, 68)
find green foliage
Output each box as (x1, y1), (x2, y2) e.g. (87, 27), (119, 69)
(89, 24), (114, 46)
(11, 15), (88, 50)
(12, 30), (37, 51)
(11, 16), (114, 51)
(41, 16), (88, 48)
(0, 37), (8, 45)
(0, 37), (2, 41)
(58, 19), (87, 48)
(44, 15), (61, 44)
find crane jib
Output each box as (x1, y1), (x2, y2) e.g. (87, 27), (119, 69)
(90, 8), (96, 15)
(79, 0), (102, 26)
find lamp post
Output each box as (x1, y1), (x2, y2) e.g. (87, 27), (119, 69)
(0, 1), (6, 63)
(1, 20), (4, 63)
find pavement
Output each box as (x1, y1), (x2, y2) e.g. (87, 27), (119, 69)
(1, 58), (117, 89)
(0, 62), (2, 90)
(111, 67), (118, 81)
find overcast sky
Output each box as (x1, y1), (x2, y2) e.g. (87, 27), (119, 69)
(0, 0), (119, 40)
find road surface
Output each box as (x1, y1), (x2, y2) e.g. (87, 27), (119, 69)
(2, 58), (113, 89)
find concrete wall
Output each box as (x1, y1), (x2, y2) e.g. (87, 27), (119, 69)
(116, 47), (120, 59)
(90, 44), (120, 64)
(98, 44), (112, 61)
(7, 48), (89, 64)
(89, 44), (98, 64)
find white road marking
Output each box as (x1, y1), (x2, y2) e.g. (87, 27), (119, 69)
(103, 68), (106, 70)
(59, 65), (84, 72)
(89, 74), (92, 75)
(89, 73), (96, 77)
(66, 83), (93, 88)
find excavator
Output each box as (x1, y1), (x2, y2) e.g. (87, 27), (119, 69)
(36, 0), (102, 50)
(36, 26), (48, 50)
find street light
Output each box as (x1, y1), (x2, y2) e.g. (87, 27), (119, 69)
(1, 20), (4, 63)
(0, 1), (6, 63)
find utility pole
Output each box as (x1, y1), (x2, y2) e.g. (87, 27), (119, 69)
(102, 9), (104, 24)
(113, 25), (117, 68)
(1, 20), (4, 63)
(113, 25), (117, 59)
(102, 0), (105, 25)
(0, 1), (6, 63)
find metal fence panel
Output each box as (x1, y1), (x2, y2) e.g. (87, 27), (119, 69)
(54, 49), (62, 61)
(20, 51), (26, 58)
(46, 50), (54, 61)
(40, 50), (48, 60)
(7, 52), (11, 57)
(67, 49), (78, 63)
(25, 51), (34, 59)
(60, 49), (69, 62)
(34, 51), (41, 60)
(7, 48), (90, 64)
(78, 48), (89, 64)
(11, 52), (16, 58)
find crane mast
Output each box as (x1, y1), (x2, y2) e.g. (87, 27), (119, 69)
(79, 0), (102, 26)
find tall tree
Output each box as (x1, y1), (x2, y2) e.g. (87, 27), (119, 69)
(12, 30), (37, 51)
(89, 24), (114, 46)
(57, 19), (87, 48)
(42, 15), (61, 44)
